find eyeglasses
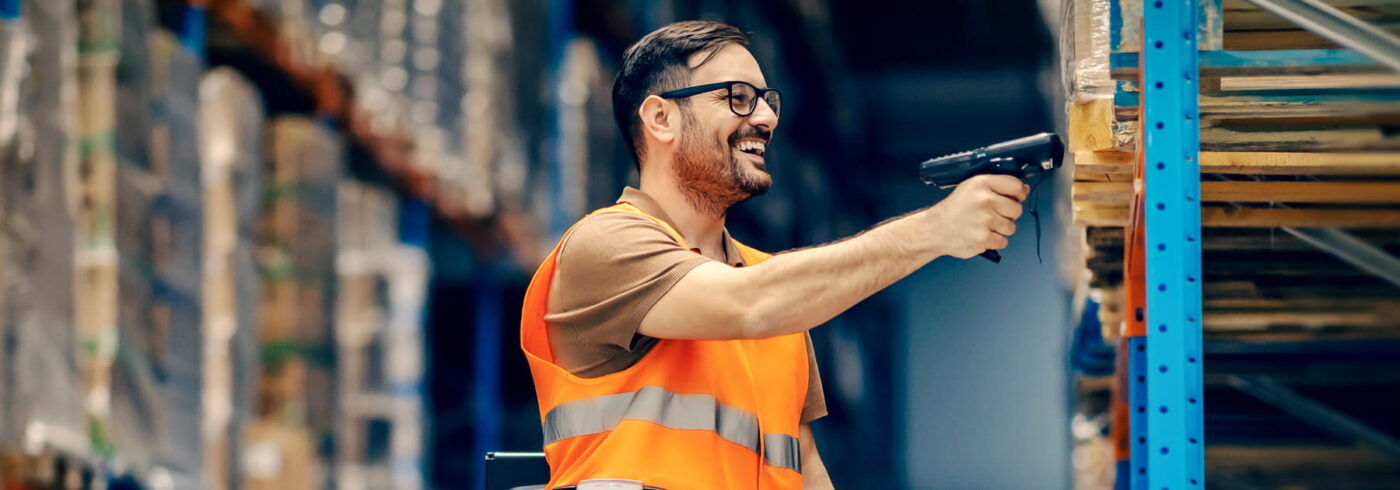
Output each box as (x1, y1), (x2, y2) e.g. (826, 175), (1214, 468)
(659, 81), (782, 118)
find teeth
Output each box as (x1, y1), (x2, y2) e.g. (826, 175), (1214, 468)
(735, 140), (766, 155)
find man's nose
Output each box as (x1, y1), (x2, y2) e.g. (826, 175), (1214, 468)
(747, 98), (779, 132)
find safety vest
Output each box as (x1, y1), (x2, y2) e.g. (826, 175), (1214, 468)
(521, 202), (808, 489)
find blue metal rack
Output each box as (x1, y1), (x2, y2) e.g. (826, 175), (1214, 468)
(1137, 0), (1205, 487)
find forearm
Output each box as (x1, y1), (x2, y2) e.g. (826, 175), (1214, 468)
(799, 423), (834, 489)
(738, 208), (946, 338)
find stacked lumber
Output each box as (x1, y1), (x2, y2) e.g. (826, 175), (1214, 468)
(1068, 0), (1400, 341)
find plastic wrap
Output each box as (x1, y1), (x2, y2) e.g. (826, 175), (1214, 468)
(0, 0), (86, 456)
(1060, 0), (1113, 105)
(108, 25), (206, 489)
(1061, 0), (1128, 152)
(198, 66), (265, 490)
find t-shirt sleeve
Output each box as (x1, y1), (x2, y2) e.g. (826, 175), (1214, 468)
(801, 332), (829, 423)
(545, 212), (711, 352)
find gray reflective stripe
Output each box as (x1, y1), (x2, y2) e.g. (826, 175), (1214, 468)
(541, 386), (803, 473)
(763, 432), (802, 473)
(543, 386), (760, 453)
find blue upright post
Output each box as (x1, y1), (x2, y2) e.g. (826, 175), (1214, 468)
(471, 260), (502, 490)
(1143, 0), (1205, 488)
(0, 0), (19, 20)
(1129, 337), (1148, 489)
(546, 0), (576, 240)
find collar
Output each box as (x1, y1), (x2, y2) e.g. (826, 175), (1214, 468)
(617, 186), (746, 267)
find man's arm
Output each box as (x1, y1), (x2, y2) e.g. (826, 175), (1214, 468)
(800, 423), (833, 490)
(639, 174), (1027, 340)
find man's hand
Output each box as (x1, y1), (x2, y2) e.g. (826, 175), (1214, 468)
(921, 174), (1028, 259)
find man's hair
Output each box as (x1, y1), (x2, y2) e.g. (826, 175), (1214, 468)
(612, 21), (749, 170)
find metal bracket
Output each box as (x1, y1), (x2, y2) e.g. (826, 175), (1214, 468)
(1244, 0), (1400, 73)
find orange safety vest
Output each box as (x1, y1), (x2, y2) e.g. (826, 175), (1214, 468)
(521, 202), (808, 489)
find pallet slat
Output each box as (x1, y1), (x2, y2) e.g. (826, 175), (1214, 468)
(1075, 181), (1400, 205)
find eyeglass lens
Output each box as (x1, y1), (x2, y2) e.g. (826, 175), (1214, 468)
(729, 83), (780, 117)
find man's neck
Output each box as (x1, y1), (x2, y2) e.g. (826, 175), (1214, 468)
(639, 173), (728, 262)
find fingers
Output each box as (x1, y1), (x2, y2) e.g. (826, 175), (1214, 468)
(985, 230), (1010, 250)
(971, 174), (1029, 202)
(988, 216), (1016, 237)
(991, 195), (1023, 221)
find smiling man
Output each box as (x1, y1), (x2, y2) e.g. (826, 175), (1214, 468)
(520, 21), (1028, 489)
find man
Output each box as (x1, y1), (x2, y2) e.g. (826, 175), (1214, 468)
(520, 21), (1028, 489)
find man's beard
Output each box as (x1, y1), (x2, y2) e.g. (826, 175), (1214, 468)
(672, 112), (772, 216)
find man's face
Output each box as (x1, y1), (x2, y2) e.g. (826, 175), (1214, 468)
(671, 44), (780, 210)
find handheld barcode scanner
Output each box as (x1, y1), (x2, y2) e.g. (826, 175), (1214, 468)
(918, 132), (1065, 263)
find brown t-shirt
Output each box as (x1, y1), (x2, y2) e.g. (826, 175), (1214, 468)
(544, 187), (828, 423)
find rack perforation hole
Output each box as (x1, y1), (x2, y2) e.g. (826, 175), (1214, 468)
(1156, 121), (1165, 129)
(1158, 283), (1167, 292)
(1155, 81), (1164, 89)
(1158, 324), (1167, 333)
(1157, 243), (1165, 251)
(1159, 365), (1168, 373)
(1160, 406), (1168, 414)
(1160, 447), (1169, 455)
(1154, 0), (1162, 7)
(1189, 438), (1198, 444)
(1156, 162), (1164, 170)
(1189, 397), (1197, 404)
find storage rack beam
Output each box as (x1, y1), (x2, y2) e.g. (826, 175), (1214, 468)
(1227, 375), (1400, 460)
(1243, 0), (1400, 72)
(1141, 0), (1206, 488)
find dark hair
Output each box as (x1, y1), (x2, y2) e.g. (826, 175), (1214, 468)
(612, 21), (749, 170)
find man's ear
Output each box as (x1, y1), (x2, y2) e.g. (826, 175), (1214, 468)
(638, 95), (678, 148)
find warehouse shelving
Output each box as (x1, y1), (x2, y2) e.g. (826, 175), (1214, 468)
(1067, 0), (1400, 488)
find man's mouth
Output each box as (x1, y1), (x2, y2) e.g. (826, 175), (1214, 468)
(734, 139), (766, 157)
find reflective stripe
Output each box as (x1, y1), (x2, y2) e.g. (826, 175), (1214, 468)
(763, 433), (802, 473)
(541, 386), (802, 473)
(543, 386), (760, 453)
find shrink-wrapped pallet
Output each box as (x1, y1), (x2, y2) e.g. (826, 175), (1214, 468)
(108, 25), (206, 489)
(0, 0), (85, 456)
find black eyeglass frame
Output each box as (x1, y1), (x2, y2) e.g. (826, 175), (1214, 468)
(658, 81), (782, 118)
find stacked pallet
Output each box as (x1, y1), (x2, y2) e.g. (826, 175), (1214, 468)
(335, 181), (408, 490)
(248, 116), (344, 490)
(1066, 0), (1400, 487)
